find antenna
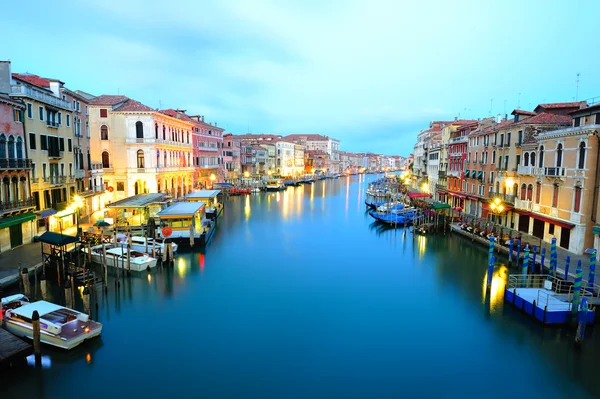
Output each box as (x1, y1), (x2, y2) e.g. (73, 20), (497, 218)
(517, 93), (521, 109)
(576, 72), (580, 101)
(488, 99), (493, 115)
(503, 100), (506, 115)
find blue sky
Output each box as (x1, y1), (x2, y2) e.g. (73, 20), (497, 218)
(3, 0), (599, 155)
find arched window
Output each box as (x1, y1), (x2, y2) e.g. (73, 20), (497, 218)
(100, 125), (109, 140)
(187, 132), (190, 144)
(163, 150), (167, 166)
(530, 152), (536, 167)
(578, 142), (586, 169)
(162, 126), (166, 140)
(523, 152), (529, 166)
(156, 150), (160, 167)
(135, 121), (144, 139)
(0, 134), (5, 158)
(512, 182), (518, 196)
(556, 144), (563, 167)
(520, 183), (527, 200)
(102, 151), (110, 168)
(16, 137), (23, 159)
(527, 184), (533, 201)
(535, 182), (541, 204)
(574, 187), (582, 213)
(7, 136), (15, 159)
(539, 146), (544, 168)
(137, 149), (145, 168)
(155, 123), (159, 139)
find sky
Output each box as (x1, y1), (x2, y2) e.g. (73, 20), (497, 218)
(2, 0), (600, 156)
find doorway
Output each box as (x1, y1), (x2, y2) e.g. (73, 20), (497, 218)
(560, 227), (571, 249)
(9, 224), (23, 248)
(532, 219), (544, 239)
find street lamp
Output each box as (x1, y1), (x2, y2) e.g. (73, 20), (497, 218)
(489, 197), (504, 224)
(72, 195), (84, 235)
(209, 173), (216, 188)
(421, 182), (429, 193)
(244, 171), (250, 178)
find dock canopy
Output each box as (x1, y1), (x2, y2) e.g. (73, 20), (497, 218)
(185, 190), (221, 200)
(0, 212), (36, 229)
(407, 192), (433, 199)
(37, 231), (79, 246)
(430, 202), (451, 210)
(157, 202), (205, 218)
(107, 193), (169, 209)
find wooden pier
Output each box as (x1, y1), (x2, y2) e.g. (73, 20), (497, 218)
(0, 327), (32, 369)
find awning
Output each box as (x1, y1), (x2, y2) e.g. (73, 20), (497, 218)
(468, 196), (479, 201)
(431, 202), (451, 210)
(593, 226), (600, 236)
(0, 212), (36, 230)
(454, 193), (466, 199)
(37, 231), (79, 246)
(39, 209), (57, 218)
(407, 192), (433, 199)
(514, 211), (574, 229)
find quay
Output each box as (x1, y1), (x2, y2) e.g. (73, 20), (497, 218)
(0, 327), (32, 369)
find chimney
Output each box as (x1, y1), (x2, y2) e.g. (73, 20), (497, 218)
(201, 116), (204, 122)
(504, 114), (508, 121)
(0, 61), (11, 95)
(496, 113), (501, 123)
(454, 116), (458, 121)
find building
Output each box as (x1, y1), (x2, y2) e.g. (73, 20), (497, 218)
(275, 140), (297, 176)
(0, 63), (36, 250)
(284, 134), (340, 173)
(223, 133), (241, 181)
(88, 96), (195, 202)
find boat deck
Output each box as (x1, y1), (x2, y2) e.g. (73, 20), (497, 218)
(0, 327), (32, 369)
(57, 319), (102, 340)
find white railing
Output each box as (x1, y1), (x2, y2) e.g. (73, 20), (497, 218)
(197, 145), (219, 151)
(517, 165), (534, 175)
(125, 137), (192, 148)
(514, 198), (532, 211)
(10, 84), (72, 110)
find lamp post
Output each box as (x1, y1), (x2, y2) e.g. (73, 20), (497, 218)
(489, 197), (504, 226)
(209, 173), (216, 189)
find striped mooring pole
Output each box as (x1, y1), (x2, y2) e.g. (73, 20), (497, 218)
(564, 256), (571, 282)
(508, 238), (514, 265)
(571, 260), (583, 319)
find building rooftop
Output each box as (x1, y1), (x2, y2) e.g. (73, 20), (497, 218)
(157, 201), (205, 217)
(515, 112), (572, 125)
(185, 190), (221, 199)
(107, 193), (169, 209)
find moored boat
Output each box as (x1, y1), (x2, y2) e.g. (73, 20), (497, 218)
(83, 244), (159, 271)
(116, 235), (178, 254)
(1, 295), (102, 350)
(266, 179), (286, 191)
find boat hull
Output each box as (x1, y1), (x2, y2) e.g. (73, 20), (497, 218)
(4, 320), (102, 350)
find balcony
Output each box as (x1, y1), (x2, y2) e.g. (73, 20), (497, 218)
(491, 192), (516, 204)
(435, 183), (447, 191)
(0, 158), (33, 170)
(0, 197), (36, 214)
(48, 175), (66, 185)
(515, 198), (532, 211)
(32, 177), (39, 183)
(75, 169), (85, 179)
(517, 165), (534, 176)
(197, 145), (219, 152)
(10, 84), (72, 110)
(80, 183), (106, 197)
(541, 167), (566, 177)
(48, 150), (63, 160)
(125, 137), (192, 148)
(438, 170), (447, 177)
(47, 121), (59, 129)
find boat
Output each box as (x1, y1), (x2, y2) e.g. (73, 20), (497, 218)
(376, 202), (405, 212)
(116, 235), (178, 254)
(83, 244), (159, 271)
(368, 208), (419, 225)
(1, 294), (102, 350)
(266, 179), (286, 191)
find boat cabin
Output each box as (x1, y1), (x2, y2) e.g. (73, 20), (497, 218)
(185, 190), (222, 220)
(156, 201), (206, 239)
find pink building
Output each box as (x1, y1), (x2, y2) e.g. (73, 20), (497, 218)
(223, 134), (241, 181)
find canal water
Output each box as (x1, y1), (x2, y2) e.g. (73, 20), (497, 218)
(3, 175), (600, 398)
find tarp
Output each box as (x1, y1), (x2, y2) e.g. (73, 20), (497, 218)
(39, 209), (57, 218)
(37, 231), (79, 246)
(407, 192), (432, 199)
(0, 212), (36, 230)
(431, 202), (451, 210)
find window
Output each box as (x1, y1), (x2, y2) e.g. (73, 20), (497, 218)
(539, 146), (544, 167)
(507, 132), (511, 146)
(16, 137), (22, 159)
(578, 142), (586, 169)
(535, 183), (541, 204)
(527, 184), (533, 201)
(39, 106), (44, 121)
(67, 138), (72, 152)
(574, 187), (582, 213)
(516, 154), (520, 168)
(100, 109), (108, 118)
(596, 114), (600, 125)
(40, 135), (47, 150)
(100, 125), (109, 140)
(29, 133), (36, 150)
(518, 130), (522, 145)
(117, 182), (125, 191)
(102, 151), (110, 168)
(574, 117), (580, 127)
(136, 121), (144, 139)
(549, 224), (555, 235)
(552, 185), (559, 207)
(556, 144), (563, 167)
(155, 123), (159, 139)
(59, 137), (65, 151)
(69, 163), (72, 177)
(0, 134), (5, 158)
(42, 163), (47, 178)
(58, 112), (62, 125)
(163, 126), (166, 140)
(530, 152), (536, 167)
(521, 184), (527, 200)
(492, 150), (496, 164)
(26, 103), (32, 119)
(523, 152), (529, 166)
(137, 150), (145, 168)
(66, 114), (70, 127)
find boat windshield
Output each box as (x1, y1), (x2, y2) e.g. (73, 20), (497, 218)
(43, 309), (78, 325)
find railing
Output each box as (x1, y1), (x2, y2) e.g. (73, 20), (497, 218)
(75, 169), (85, 179)
(0, 158), (33, 170)
(438, 170), (446, 177)
(435, 183), (447, 191)
(125, 137), (192, 148)
(198, 164), (219, 169)
(517, 165), (534, 175)
(91, 163), (104, 171)
(542, 167), (566, 177)
(515, 198), (532, 211)
(49, 175), (66, 185)
(197, 145), (219, 151)
(491, 192), (516, 203)
(48, 150), (63, 159)
(507, 274), (600, 305)
(0, 197), (36, 213)
(32, 177), (39, 183)
(47, 121), (59, 128)
(10, 84), (72, 110)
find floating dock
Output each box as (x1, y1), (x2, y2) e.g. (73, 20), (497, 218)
(504, 275), (597, 325)
(0, 327), (32, 369)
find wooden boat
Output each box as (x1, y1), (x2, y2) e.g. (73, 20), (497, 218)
(1, 295), (102, 350)
(83, 244), (158, 271)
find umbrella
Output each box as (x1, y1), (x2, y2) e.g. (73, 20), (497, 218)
(571, 260), (583, 318)
(589, 249), (596, 286)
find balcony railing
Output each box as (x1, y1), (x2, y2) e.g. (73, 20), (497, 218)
(491, 192), (516, 204)
(517, 165), (534, 176)
(438, 170), (447, 177)
(75, 169), (85, 179)
(49, 175), (66, 185)
(47, 121), (59, 128)
(10, 84), (72, 110)
(0, 158), (33, 170)
(435, 183), (447, 191)
(541, 167), (566, 177)
(125, 137), (192, 148)
(515, 198), (532, 211)
(48, 150), (63, 159)
(0, 197), (36, 213)
(197, 145), (219, 151)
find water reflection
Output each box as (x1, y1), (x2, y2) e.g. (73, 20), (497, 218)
(244, 195), (251, 220)
(482, 264), (508, 313)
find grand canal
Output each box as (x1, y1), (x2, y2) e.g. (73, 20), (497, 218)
(4, 175), (600, 398)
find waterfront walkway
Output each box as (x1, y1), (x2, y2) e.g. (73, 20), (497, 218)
(451, 223), (592, 281)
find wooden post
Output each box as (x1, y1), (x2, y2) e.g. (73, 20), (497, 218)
(126, 236), (132, 276)
(152, 232), (157, 258)
(87, 241), (92, 263)
(32, 310), (41, 366)
(190, 224), (195, 247)
(145, 234), (149, 254)
(21, 267), (30, 297)
(83, 286), (91, 316)
(70, 273), (76, 308)
(64, 278), (73, 309)
(40, 274), (47, 300)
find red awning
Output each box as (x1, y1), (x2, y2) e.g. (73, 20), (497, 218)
(514, 211), (574, 229)
(454, 193), (466, 199)
(407, 192), (433, 199)
(467, 196), (479, 201)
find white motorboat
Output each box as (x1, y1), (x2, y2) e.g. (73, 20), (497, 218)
(83, 244), (158, 272)
(266, 179), (286, 191)
(1, 295), (102, 350)
(116, 235), (178, 254)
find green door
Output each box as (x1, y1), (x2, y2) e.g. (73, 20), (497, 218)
(9, 224), (23, 248)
